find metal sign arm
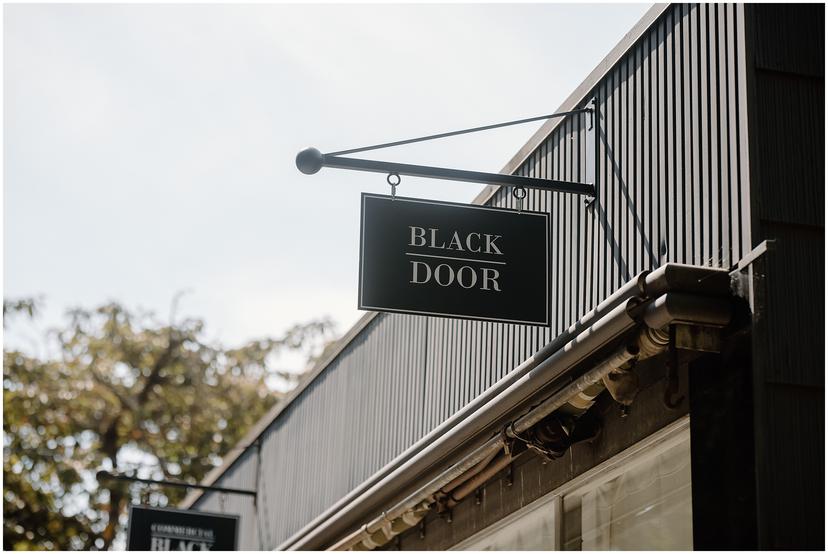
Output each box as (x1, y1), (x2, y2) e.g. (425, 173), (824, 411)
(97, 470), (257, 498)
(319, 155), (593, 195)
(296, 108), (595, 197)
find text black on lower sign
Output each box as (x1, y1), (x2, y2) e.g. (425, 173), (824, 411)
(126, 505), (239, 551)
(359, 194), (550, 326)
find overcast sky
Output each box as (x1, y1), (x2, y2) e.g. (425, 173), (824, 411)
(5, 3), (652, 369)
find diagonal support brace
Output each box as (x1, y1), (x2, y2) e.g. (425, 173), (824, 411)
(295, 107), (596, 197)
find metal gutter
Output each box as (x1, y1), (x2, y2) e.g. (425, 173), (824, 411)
(329, 342), (640, 552)
(274, 270), (650, 549)
(289, 300), (641, 550)
(282, 262), (731, 550)
(325, 289), (733, 551)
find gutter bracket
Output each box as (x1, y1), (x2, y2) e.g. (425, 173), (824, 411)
(674, 323), (723, 353)
(734, 239), (776, 272)
(663, 325), (685, 410)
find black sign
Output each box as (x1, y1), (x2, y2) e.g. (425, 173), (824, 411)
(127, 505), (239, 551)
(359, 194), (550, 326)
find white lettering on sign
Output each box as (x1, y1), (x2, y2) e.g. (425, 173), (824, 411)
(410, 226), (426, 247)
(410, 261), (431, 284)
(485, 234), (503, 255)
(176, 540), (211, 551)
(151, 537), (171, 550)
(482, 268), (502, 291)
(409, 261), (501, 291)
(149, 522), (216, 551)
(466, 232), (481, 253)
(456, 266), (477, 289)
(408, 227), (504, 255)
(406, 226), (504, 292)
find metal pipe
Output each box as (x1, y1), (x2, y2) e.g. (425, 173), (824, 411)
(276, 271), (650, 551)
(330, 341), (640, 551)
(283, 265), (732, 551)
(327, 288), (729, 551)
(446, 345), (635, 510)
(643, 292), (733, 329)
(644, 263), (731, 298)
(328, 440), (503, 551)
(290, 300), (639, 550)
(439, 448), (499, 495)
(313, 154), (596, 196)
(96, 471), (257, 497)
(446, 453), (515, 508)
(507, 343), (639, 436)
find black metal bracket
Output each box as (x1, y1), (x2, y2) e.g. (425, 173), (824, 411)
(296, 108), (596, 197)
(96, 470), (257, 498)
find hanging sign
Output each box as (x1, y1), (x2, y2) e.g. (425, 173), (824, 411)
(126, 505), (239, 551)
(359, 194), (550, 326)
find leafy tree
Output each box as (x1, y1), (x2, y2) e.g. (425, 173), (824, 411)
(3, 298), (335, 550)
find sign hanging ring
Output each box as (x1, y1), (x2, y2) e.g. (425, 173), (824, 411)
(387, 172), (401, 199)
(512, 186), (527, 212)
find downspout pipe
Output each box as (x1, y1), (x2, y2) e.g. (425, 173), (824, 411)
(275, 270), (650, 551)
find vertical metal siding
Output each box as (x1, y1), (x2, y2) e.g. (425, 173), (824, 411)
(551, 2), (749, 306)
(746, 4), (824, 548)
(192, 4), (750, 548)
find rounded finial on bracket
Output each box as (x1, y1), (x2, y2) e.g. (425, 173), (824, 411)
(296, 147), (324, 175)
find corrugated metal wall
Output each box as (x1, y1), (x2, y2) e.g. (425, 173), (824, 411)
(744, 3), (824, 549)
(192, 4), (752, 549)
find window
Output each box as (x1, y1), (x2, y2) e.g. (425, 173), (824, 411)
(562, 422), (692, 550)
(452, 493), (560, 550)
(452, 417), (692, 551)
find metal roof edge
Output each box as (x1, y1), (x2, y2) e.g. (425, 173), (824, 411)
(180, 0), (670, 511)
(180, 311), (381, 508)
(472, 2), (670, 207)
(292, 262), (733, 550)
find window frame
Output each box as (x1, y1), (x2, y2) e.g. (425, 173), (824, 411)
(451, 415), (691, 551)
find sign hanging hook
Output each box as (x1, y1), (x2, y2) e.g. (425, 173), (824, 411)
(512, 186), (527, 213)
(387, 172), (401, 199)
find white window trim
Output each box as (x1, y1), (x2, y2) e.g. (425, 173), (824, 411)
(451, 416), (691, 551)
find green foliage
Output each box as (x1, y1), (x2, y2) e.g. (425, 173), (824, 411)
(3, 298), (335, 550)
(3, 298), (40, 323)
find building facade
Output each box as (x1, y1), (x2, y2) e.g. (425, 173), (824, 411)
(180, 4), (824, 550)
